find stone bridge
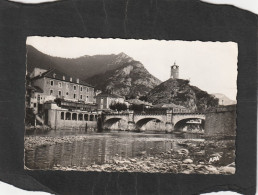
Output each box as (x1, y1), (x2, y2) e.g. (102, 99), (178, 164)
(103, 110), (205, 132)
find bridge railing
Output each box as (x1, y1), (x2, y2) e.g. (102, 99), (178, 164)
(105, 113), (129, 116)
(104, 110), (205, 116)
(134, 110), (167, 115)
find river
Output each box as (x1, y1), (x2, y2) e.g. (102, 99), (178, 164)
(24, 129), (235, 174)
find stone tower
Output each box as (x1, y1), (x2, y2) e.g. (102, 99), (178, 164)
(170, 62), (179, 79)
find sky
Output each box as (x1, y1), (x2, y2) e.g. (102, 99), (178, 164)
(27, 37), (238, 101)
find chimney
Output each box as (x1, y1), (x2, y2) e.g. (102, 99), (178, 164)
(76, 78), (79, 83)
(53, 73), (56, 78)
(63, 76), (65, 80)
(70, 77), (72, 82)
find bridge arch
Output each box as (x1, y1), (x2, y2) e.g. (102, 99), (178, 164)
(174, 117), (205, 132)
(135, 117), (165, 131)
(103, 117), (127, 130)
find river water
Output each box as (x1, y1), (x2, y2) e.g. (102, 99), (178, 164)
(25, 129), (235, 171)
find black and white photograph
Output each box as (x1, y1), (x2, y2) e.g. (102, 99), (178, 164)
(24, 37), (237, 174)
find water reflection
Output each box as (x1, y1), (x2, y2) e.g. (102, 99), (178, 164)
(25, 130), (234, 170)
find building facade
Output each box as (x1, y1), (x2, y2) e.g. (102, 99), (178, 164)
(29, 68), (95, 113)
(96, 93), (125, 110)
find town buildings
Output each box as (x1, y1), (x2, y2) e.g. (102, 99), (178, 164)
(28, 68), (96, 114)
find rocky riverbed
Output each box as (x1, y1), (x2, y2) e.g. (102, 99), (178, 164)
(25, 134), (235, 174)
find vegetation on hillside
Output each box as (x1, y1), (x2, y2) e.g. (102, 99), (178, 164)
(147, 79), (219, 112)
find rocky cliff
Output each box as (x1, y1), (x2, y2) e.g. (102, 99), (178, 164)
(86, 56), (161, 97)
(147, 79), (219, 112)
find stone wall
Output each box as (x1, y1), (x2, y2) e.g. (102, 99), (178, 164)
(204, 110), (236, 135)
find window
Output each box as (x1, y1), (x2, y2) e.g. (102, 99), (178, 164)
(80, 95), (83, 100)
(78, 114), (83, 121)
(86, 88), (88, 92)
(58, 82), (62, 88)
(72, 113), (77, 121)
(80, 86), (83, 92)
(73, 85), (77, 90)
(58, 90), (62, 97)
(34, 103), (37, 107)
(50, 89), (53, 95)
(50, 80), (54, 86)
(90, 114), (94, 121)
(84, 114), (88, 121)
(61, 112), (64, 120)
(74, 94), (76, 99)
(66, 112), (71, 120)
(66, 92), (69, 96)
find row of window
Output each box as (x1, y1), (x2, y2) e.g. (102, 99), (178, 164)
(50, 80), (91, 92)
(60, 112), (98, 121)
(50, 89), (90, 100)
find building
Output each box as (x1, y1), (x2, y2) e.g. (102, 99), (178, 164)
(170, 62), (179, 79)
(29, 68), (95, 113)
(96, 93), (125, 110)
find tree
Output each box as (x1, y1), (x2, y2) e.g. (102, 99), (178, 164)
(129, 104), (145, 112)
(109, 102), (128, 111)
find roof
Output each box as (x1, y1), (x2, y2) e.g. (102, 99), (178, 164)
(96, 93), (123, 98)
(31, 68), (93, 87)
(26, 85), (43, 93)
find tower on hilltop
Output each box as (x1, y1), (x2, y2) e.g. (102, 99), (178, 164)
(170, 62), (179, 79)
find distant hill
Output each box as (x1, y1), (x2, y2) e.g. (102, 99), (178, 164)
(85, 58), (161, 97)
(147, 79), (219, 112)
(26, 45), (129, 79)
(212, 93), (236, 105)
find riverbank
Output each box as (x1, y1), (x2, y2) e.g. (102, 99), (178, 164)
(25, 134), (235, 174)
(51, 155), (235, 174)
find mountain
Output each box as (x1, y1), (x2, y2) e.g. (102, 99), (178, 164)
(27, 45), (161, 97)
(212, 93), (236, 105)
(85, 59), (161, 97)
(146, 79), (219, 112)
(26, 45), (129, 79)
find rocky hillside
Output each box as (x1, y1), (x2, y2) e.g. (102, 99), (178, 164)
(86, 57), (161, 97)
(26, 45), (129, 79)
(212, 93), (236, 105)
(147, 79), (219, 112)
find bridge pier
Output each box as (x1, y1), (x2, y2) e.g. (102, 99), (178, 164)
(127, 121), (136, 131)
(127, 110), (135, 131)
(165, 110), (173, 132)
(165, 122), (174, 133)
